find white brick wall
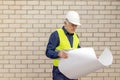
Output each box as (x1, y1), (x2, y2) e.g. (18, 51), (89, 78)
(0, 0), (120, 80)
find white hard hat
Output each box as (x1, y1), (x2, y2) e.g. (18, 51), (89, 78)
(66, 11), (81, 26)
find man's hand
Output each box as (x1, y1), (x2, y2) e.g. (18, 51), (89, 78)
(58, 51), (68, 58)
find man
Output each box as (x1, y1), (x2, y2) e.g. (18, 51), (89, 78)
(45, 11), (81, 80)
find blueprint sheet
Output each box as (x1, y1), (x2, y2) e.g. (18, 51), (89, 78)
(58, 48), (113, 79)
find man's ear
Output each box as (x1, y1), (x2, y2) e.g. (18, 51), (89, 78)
(64, 20), (68, 25)
(64, 21), (67, 25)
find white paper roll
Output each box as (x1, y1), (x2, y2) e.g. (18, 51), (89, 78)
(58, 47), (113, 79)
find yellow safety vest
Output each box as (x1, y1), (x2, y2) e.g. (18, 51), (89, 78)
(53, 28), (79, 66)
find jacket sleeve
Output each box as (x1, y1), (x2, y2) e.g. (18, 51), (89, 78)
(45, 31), (60, 59)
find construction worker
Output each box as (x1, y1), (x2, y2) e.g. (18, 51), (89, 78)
(46, 11), (81, 80)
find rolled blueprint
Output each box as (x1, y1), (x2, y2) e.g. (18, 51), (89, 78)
(58, 48), (113, 79)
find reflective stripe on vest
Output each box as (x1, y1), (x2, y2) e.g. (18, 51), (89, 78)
(53, 29), (79, 66)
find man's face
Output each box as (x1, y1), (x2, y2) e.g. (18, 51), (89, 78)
(65, 21), (77, 34)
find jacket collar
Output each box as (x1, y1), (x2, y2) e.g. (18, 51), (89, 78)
(62, 26), (74, 35)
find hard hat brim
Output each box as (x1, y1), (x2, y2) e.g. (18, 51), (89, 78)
(71, 22), (81, 26)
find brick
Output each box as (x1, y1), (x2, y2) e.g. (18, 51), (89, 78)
(40, 1), (51, 5)
(81, 77), (92, 80)
(88, 20), (98, 23)
(46, 15), (57, 19)
(94, 33), (104, 37)
(10, 60), (21, 64)
(21, 15), (32, 19)
(87, 29), (98, 32)
(22, 69), (32, 72)
(46, 6), (57, 10)
(16, 64), (27, 68)
(16, 10), (27, 14)
(4, 56), (15, 59)
(81, 15), (93, 19)
(0, 42), (8, 46)
(100, 1), (111, 5)
(34, 60), (44, 64)
(28, 38), (39, 41)
(82, 6), (93, 10)
(28, 47), (39, 50)
(104, 77), (115, 80)
(22, 78), (32, 80)
(0, 5), (8, 9)
(93, 77), (103, 80)
(111, 46), (120, 50)
(15, 73), (27, 77)
(39, 73), (50, 77)
(3, 19), (14, 23)
(27, 73), (38, 78)
(0, 5), (8, 10)
(28, 10), (39, 14)
(33, 69), (44, 72)
(22, 42), (32, 46)
(111, 29), (120, 32)
(28, 64), (39, 68)
(93, 15), (104, 19)
(0, 15), (8, 19)
(21, 33), (33, 37)
(87, 38), (98, 41)
(21, 6), (33, 10)
(16, 56), (27, 59)
(40, 64), (51, 69)
(94, 6), (105, 10)
(52, 1), (63, 5)
(10, 78), (21, 80)
(15, 1), (27, 5)
(16, 38), (27, 41)
(9, 24), (21, 28)
(99, 38), (110, 41)
(88, 1), (99, 5)
(33, 15), (45, 19)
(109, 73), (120, 76)
(64, 1), (75, 5)
(106, 6), (117, 9)
(9, 6), (20, 9)
(58, 6), (69, 10)
(76, 1), (87, 5)
(88, 11), (99, 14)
(52, 19), (63, 23)
(70, 6), (81, 10)
(3, 1), (14, 5)
(45, 78), (52, 80)
(81, 42), (92, 46)
(93, 42), (104, 46)
(27, 55), (39, 60)
(82, 33), (93, 37)
(27, 1), (39, 5)
(78, 10), (87, 14)
(100, 10), (111, 14)
(22, 60), (32, 64)
(104, 69), (114, 72)
(0, 69), (9, 73)
(112, 1), (120, 5)
(52, 10), (63, 14)
(3, 73), (14, 78)
(99, 20), (110, 23)
(105, 33), (116, 37)
(10, 15), (20, 19)
(0, 33), (9, 37)
(34, 6), (45, 9)
(16, 29), (27, 32)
